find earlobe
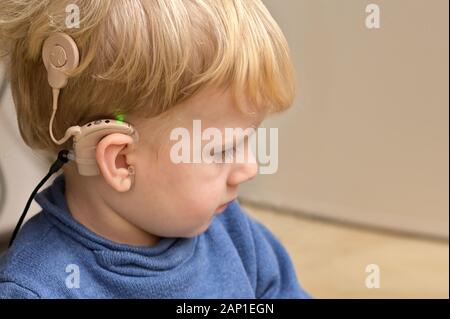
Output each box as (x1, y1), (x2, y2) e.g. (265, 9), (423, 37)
(96, 133), (136, 192)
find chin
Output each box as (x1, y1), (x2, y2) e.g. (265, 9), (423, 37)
(187, 222), (213, 237)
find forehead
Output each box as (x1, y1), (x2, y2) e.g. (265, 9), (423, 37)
(128, 86), (265, 149)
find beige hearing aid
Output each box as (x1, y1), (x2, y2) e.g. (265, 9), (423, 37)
(42, 32), (79, 89)
(42, 32), (139, 176)
(73, 119), (139, 176)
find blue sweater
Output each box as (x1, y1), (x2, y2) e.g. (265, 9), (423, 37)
(0, 174), (310, 299)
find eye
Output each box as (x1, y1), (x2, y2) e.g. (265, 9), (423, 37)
(222, 145), (236, 160)
(214, 145), (236, 162)
(223, 145), (236, 156)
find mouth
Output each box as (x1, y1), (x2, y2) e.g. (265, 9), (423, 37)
(214, 198), (236, 214)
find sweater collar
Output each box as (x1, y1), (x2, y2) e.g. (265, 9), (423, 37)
(34, 174), (198, 274)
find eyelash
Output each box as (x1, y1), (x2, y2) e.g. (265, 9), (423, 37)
(213, 137), (250, 162)
(222, 145), (236, 160)
(212, 145), (236, 162)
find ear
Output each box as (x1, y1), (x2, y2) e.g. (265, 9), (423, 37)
(96, 133), (136, 192)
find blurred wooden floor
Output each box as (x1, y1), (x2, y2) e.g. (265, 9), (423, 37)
(242, 202), (449, 299)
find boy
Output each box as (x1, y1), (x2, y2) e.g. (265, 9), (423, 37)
(0, 0), (309, 298)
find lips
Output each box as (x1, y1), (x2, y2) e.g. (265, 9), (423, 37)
(214, 204), (227, 213)
(214, 198), (236, 213)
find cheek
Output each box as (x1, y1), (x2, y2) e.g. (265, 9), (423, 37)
(133, 147), (228, 217)
(169, 163), (229, 212)
(177, 164), (224, 195)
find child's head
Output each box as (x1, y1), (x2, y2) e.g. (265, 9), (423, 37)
(0, 0), (296, 242)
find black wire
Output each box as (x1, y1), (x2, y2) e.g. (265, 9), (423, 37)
(8, 150), (71, 248)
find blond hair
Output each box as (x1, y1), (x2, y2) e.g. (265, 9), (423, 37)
(0, 0), (296, 157)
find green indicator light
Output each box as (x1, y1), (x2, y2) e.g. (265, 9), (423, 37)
(115, 113), (125, 123)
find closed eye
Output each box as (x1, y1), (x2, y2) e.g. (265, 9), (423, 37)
(221, 145), (236, 160)
(211, 145), (236, 162)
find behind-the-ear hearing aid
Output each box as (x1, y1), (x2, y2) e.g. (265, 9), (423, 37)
(9, 32), (138, 247)
(41, 32), (139, 176)
(73, 119), (138, 176)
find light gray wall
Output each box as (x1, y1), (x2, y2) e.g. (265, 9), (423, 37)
(239, 0), (449, 238)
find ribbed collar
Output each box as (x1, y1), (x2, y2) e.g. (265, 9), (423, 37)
(34, 174), (199, 275)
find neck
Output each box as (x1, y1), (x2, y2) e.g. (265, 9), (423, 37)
(63, 164), (160, 247)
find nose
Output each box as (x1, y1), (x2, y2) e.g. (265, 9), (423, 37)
(227, 153), (258, 186)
